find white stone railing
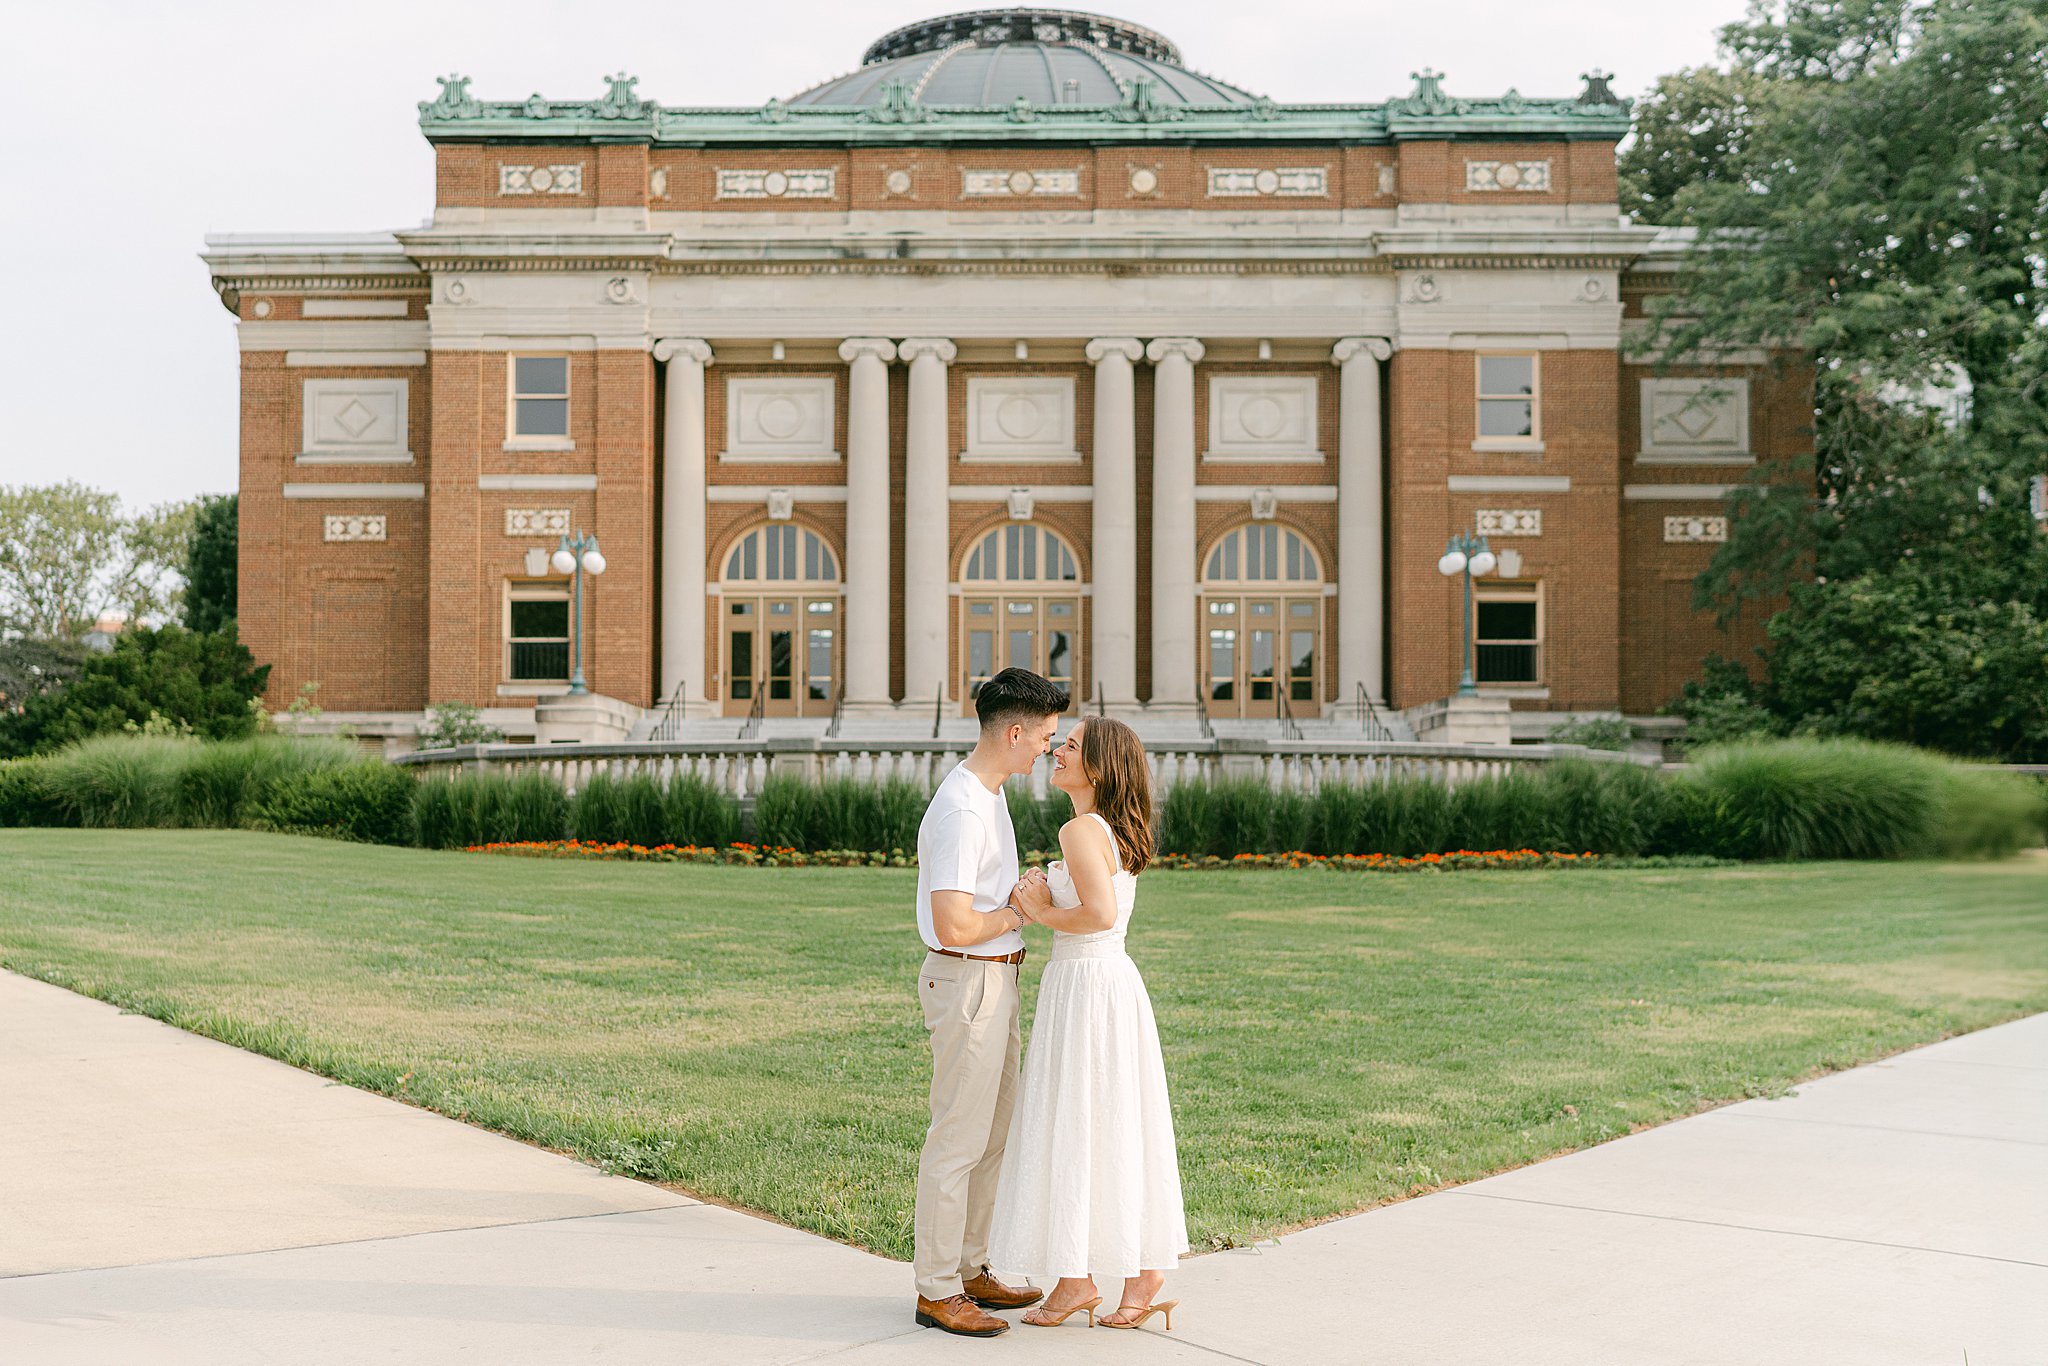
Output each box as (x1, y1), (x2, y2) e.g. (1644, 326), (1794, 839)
(392, 737), (1650, 797)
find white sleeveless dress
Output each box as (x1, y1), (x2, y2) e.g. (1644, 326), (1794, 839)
(988, 812), (1188, 1280)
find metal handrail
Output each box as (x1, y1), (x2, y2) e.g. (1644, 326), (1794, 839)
(645, 679), (688, 742)
(1275, 681), (1304, 742)
(1356, 681), (1395, 743)
(826, 687), (845, 739)
(1094, 681), (1106, 718)
(737, 682), (766, 741)
(1197, 702), (1214, 741)
(931, 687), (943, 740)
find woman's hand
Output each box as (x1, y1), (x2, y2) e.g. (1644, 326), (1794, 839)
(1013, 871), (1054, 920)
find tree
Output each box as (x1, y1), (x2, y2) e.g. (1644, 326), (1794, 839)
(0, 637), (91, 712)
(0, 482), (126, 638)
(1632, 0), (2048, 758)
(0, 624), (270, 757)
(184, 494), (237, 633)
(116, 498), (199, 627)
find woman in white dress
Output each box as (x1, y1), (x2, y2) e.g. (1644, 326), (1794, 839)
(990, 717), (1188, 1330)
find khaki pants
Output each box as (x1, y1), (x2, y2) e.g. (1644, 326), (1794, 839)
(912, 950), (1022, 1301)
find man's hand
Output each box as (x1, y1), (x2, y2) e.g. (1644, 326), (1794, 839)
(1013, 872), (1054, 920)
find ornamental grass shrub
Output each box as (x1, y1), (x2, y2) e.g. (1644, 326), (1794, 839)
(174, 735), (360, 828)
(495, 772), (570, 844)
(569, 774), (667, 847)
(37, 735), (201, 828)
(0, 758), (64, 827)
(412, 773), (507, 850)
(755, 776), (928, 851)
(664, 774), (740, 848)
(245, 762), (417, 845)
(1006, 784), (1064, 854)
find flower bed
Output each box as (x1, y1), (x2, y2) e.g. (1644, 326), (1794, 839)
(465, 840), (1609, 872)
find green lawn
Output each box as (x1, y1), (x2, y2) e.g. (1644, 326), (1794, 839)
(2, 830), (2043, 1259)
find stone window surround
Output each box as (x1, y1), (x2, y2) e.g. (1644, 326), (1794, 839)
(1473, 350), (1544, 453)
(504, 353), (574, 452)
(503, 580), (571, 688)
(1473, 578), (1544, 687)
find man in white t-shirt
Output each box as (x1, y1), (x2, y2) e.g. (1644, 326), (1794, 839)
(911, 667), (1069, 1338)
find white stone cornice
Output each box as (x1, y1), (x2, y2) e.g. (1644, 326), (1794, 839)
(1623, 483), (1733, 501)
(898, 337), (958, 363)
(1145, 337), (1205, 364)
(1332, 336), (1393, 364)
(281, 482), (425, 500)
(838, 337), (898, 364)
(653, 337), (713, 364)
(1086, 337), (1143, 365)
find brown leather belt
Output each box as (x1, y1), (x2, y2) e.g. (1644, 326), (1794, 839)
(928, 947), (1027, 965)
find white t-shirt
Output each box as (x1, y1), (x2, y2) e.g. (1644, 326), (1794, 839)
(915, 762), (1023, 955)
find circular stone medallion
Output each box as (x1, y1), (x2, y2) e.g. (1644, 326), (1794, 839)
(251, 299), (273, 318)
(1128, 167), (1158, 195)
(1240, 395), (1286, 440)
(996, 395), (1045, 440)
(529, 167), (555, 192)
(1007, 169), (1035, 196)
(764, 171), (790, 197)
(885, 168), (912, 195)
(757, 396), (804, 440)
(1254, 169), (1280, 195)
(1495, 163), (1522, 189)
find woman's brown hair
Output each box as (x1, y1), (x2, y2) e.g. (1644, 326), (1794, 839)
(1078, 717), (1155, 874)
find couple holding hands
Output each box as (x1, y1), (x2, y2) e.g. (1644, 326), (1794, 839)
(911, 668), (1185, 1339)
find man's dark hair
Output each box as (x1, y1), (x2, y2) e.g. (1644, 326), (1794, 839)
(975, 668), (1070, 731)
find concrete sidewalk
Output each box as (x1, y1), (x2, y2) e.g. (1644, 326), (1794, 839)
(1, 970), (2041, 1365)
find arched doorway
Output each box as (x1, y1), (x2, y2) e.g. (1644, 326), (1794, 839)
(1200, 522), (1324, 718)
(718, 521), (841, 717)
(958, 522), (1082, 714)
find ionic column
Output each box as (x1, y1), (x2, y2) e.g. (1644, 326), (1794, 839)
(1145, 337), (1204, 707)
(1334, 337), (1393, 703)
(899, 338), (956, 708)
(654, 339), (714, 712)
(840, 337), (897, 707)
(1087, 337), (1144, 708)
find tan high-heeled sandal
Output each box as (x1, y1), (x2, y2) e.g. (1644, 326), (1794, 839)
(1099, 1299), (1178, 1331)
(1021, 1295), (1101, 1328)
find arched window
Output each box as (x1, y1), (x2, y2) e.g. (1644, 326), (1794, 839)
(724, 523), (838, 583)
(962, 523), (1079, 584)
(1203, 522), (1320, 584)
(1200, 522), (1323, 718)
(957, 522), (1081, 712)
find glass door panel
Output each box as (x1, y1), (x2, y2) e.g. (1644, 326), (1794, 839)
(1246, 598), (1278, 712)
(805, 597), (835, 705)
(1044, 598), (1076, 695)
(725, 600), (755, 714)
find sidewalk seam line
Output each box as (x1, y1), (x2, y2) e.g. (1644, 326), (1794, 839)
(0, 1201), (692, 1282)
(1448, 1191), (2048, 1268)
(1715, 1111), (2048, 1147)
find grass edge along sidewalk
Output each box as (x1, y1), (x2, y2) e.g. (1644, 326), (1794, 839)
(1, 828), (2041, 1260)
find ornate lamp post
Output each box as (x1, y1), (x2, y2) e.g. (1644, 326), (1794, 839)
(549, 530), (607, 695)
(1435, 531), (1498, 697)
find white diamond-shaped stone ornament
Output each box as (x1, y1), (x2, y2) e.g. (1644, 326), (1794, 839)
(334, 399), (378, 439)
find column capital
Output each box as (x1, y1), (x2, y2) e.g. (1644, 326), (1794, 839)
(1332, 336), (1394, 365)
(1085, 336), (1144, 365)
(898, 337), (957, 364)
(1144, 337), (1205, 365)
(838, 337), (898, 364)
(653, 337), (713, 365)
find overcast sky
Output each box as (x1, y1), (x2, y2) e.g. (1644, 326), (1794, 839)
(0, 0), (1748, 511)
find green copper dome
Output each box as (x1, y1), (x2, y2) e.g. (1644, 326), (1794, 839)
(787, 9), (1260, 110)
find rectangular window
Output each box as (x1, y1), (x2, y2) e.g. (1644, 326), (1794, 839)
(1475, 583), (1542, 685)
(507, 593), (570, 681)
(510, 356), (570, 440)
(1476, 353), (1540, 447)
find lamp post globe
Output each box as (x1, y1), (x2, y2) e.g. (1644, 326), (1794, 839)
(1468, 549), (1498, 578)
(553, 528), (608, 696)
(1436, 550), (1467, 577)
(1441, 529), (1493, 698)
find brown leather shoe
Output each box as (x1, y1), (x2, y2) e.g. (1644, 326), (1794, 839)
(915, 1294), (1010, 1337)
(962, 1269), (1044, 1310)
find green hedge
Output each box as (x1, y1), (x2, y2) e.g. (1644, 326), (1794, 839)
(2, 734), (2038, 863)
(1157, 742), (2044, 862)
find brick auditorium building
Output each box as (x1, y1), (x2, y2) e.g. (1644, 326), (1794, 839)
(203, 8), (1790, 750)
